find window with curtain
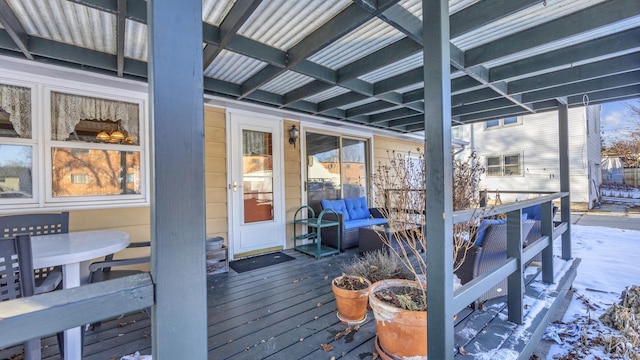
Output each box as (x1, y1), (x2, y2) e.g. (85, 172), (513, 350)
(49, 91), (143, 198)
(0, 83), (34, 201)
(0, 81), (147, 210)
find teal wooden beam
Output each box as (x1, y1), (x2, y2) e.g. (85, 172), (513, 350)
(148, 0), (207, 358)
(0, 274), (153, 349)
(423, 0), (454, 357)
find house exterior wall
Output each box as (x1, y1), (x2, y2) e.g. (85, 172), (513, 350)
(459, 106), (601, 208)
(204, 106), (229, 244)
(372, 135), (423, 206)
(284, 119), (302, 250)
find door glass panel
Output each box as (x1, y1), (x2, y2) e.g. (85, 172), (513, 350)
(242, 129), (273, 223)
(306, 133), (340, 213)
(341, 138), (367, 199)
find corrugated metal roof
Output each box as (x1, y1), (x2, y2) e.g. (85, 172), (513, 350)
(358, 52), (423, 83)
(202, 0), (236, 26)
(304, 86), (350, 103)
(338, 97), (377, 110)
(397, 83), (424, 94)
(452, 0), (605, 49)
(308, 18), (404, 70)
(125, 20), (147, 61)
(399, 0), (483, 19)
(481, 17), (640, 69)
(259, 71), (314, 95)
(204, 50), (267, 84)
(0, 0), (634, 133)
(237, 0), (351, 51)
(8, 0), (116, 54)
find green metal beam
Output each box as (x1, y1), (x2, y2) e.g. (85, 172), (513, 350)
(450, 0), (544, 38)
(0, 0), (32, 60)
(465, 0), (640, 66)
(202, 0), (262, 70)
(116, 0), (126, 76)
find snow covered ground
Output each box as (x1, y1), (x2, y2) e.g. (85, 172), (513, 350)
(543, 224), (640, 359)
(600, 185), (640, 200)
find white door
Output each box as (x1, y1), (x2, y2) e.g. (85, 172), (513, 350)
(227, 110), (285, 259)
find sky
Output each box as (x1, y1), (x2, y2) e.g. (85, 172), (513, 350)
(600, 98), (639, 145)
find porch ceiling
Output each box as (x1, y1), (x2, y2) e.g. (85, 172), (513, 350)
(0, 0), (638, 133)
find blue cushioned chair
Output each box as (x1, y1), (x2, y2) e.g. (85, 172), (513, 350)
(319, 197), (387, 251)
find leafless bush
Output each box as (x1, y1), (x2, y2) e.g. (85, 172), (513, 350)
(371, 149), (490, 299)
(341, 250), (413, 283)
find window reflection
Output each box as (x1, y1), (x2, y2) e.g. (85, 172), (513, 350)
(243, 130), (273, 223)
(0, 145), (33, 198)
(51, 148), (141, 197)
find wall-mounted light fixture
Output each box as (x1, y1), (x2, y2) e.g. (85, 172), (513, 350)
(288, 124), (299, 148)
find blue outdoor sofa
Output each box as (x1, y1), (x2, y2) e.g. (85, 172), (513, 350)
(319, 197), (387, 251)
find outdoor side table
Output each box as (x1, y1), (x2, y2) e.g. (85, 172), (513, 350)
(293, 205), (340, 259)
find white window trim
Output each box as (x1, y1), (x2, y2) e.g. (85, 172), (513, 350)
(0, 69), (150, 213)
(485, 116), (523, 130)
(486, 153), (523, 177)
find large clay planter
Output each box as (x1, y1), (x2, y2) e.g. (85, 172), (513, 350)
(332, 275), (372, 324)
(369, 279), (427, 359)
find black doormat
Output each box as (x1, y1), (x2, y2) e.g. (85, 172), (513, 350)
(229, 252), (295, 273)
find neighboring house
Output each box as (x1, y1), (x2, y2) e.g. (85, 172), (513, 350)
(602, 156), (625, 184)
(0, 166), (30, 196)
(454, 105), (602, 210)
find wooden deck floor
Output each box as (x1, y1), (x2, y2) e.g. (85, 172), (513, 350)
(1, 249), (578, 360)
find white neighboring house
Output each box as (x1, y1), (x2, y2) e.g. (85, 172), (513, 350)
(454, 105), (602, 209)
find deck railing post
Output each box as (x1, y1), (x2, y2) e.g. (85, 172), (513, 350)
(423, 0), (454, 357)
(541, 201), (555, 283)
(506, 209), (524, 324)
(558, 103), (572, 259)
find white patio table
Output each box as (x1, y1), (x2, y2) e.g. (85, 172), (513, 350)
(32, 230), (130, 360)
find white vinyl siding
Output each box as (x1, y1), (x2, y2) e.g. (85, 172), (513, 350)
(462, 105), (601, 207)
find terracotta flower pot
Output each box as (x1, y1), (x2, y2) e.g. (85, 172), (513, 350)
(332, 275), (372, 324)
(369, 279), (427, 359)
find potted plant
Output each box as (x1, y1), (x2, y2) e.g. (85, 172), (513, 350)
(331, 274), (371, 325)
(368, 150), (488, 359)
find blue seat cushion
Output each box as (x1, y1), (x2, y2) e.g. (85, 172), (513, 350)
(344, 217), (388, 230)
(345, 196), (370, 220)
(475, 213), (529, 247)
(321, 199), (350, 221)
(475, 219), (506, 247)
(523, 205), (542, 221)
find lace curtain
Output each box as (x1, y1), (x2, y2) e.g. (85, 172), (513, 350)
(243, 130), (271, 156)
(51, 92), (139, 141)
(0, 84), (31, 138)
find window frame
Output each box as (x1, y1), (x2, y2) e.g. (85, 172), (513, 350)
(486, 153), (522, 177)
(0, 74), (150, 212)
(0, 79), (40, 208)
(484, 116), (523, 130)
(43, 86), (147, 206)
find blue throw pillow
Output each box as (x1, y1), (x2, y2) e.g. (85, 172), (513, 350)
(321, 199), (350, 221)
(344, 196), (370, 220)
(523, 205), (542, 221)
(475, 219), (506, 247)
